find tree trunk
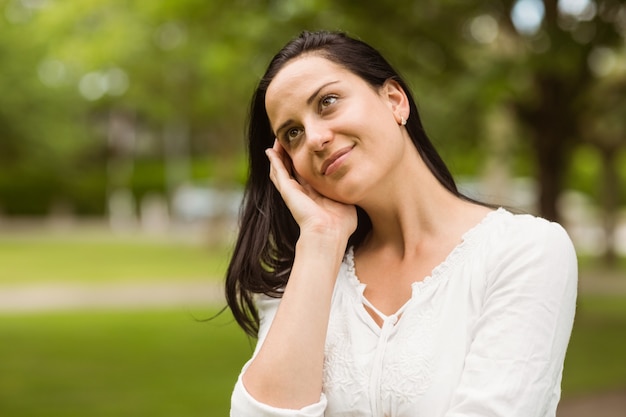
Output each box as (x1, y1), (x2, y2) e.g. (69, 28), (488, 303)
(534, 138), (565, 223)
(518, 75), (576, 223)
(599, 146), (619, 265)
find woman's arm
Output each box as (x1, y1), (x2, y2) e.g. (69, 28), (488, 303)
(241, 233), (346, 408)
(239, 141), (357, 410)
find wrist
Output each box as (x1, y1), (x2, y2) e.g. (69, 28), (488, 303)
(296, 229), (349, 256)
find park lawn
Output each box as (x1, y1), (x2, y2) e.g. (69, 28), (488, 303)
(562, 295), (626, 396)
(0, 296), (625, 417)
(0, 308), (251, 417)
(0, 237), (232, 284)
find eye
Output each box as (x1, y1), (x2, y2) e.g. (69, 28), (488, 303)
(319, 95), (338, 110)
(285, 127), (302, 142)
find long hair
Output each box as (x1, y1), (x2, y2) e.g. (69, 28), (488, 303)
(225, 30), (462, 336)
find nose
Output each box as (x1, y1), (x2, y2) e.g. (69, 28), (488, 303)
(304, 121), (333, 152)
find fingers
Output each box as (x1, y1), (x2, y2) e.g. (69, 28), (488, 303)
(266, 139), (296, 192)
(264, 140), (357, 237)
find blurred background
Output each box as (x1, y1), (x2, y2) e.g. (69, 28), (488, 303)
(0, 0), (624, 415)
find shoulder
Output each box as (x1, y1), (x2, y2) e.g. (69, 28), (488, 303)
(487, 208), (576, 259)
(481, 208), (577, 288)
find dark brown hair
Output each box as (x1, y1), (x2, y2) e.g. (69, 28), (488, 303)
(226, 31), (463, 336)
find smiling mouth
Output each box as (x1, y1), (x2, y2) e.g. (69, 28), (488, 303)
(321, 146), (354, 176)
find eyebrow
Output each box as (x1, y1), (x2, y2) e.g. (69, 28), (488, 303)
(273, 80), (340, 138)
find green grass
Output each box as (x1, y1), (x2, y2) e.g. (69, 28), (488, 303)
(0, 238), (232, 284)
(577, 254), (626, 272)
(0, 308), (251, 417)
(561, 295), (626, 397)
(1, 232), (622, 287)
(0, 295), (624, 416)
(0, 233), (625, 413)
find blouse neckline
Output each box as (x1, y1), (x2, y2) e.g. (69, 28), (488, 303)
(342, 207), (506, 323)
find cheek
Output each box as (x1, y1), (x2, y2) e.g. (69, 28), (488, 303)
(289, 153), (314, 179)
(290, 154), (329, 189)
(288, 150), (311, 171)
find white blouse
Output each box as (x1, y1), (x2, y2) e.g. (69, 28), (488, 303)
(230, 208), (578, 417)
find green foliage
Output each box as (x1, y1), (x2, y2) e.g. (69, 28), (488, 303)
(130, 159), (168, 201)
(567, 145), (603, 200)
(0, 0), (625, 216)
(66, 165), (108, 215)
(0, 160), (107, 216)
(620, 151), (626, 206)
(566, 146), (626, 207)
(0, 166), (64, 216)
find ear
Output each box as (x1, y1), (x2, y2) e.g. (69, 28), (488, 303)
(381, 79), (410, 125)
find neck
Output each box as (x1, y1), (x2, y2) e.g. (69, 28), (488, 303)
(356, 146), (485, 259)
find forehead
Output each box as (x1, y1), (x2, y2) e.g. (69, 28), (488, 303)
(265, 55), (355, 107)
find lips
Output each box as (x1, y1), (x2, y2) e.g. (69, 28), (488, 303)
(321, 146), (354, 176)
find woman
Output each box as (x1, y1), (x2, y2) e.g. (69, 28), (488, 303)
(227, 30), (577, 417)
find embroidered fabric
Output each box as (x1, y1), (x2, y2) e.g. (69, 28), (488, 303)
(231, 208), (578, 417)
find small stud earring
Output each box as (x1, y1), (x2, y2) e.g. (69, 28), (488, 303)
(400, 117), (407, 126)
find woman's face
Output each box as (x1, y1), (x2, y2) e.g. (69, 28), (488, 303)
(265, 54), (409, 204)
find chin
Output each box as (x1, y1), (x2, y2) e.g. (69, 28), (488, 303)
(325, 189), (362, 206)
(316, 175), (369, 204)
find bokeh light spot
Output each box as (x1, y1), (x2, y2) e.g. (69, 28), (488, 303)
(470, 14), (499, 44)
(511, 0), (545, 36)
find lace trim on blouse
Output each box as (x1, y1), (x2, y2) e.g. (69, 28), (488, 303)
(343, 207), (503, 294)
(322, 208), (504, 409)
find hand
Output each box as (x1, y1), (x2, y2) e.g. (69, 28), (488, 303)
(265, 140), (357, 242)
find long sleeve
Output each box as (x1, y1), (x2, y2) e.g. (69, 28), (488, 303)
(445, 217), (578, 417)
(230, 210), (578, 417)
(230, 295), (328, 417)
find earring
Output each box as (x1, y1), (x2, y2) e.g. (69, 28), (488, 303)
(400, 117), (407, 126)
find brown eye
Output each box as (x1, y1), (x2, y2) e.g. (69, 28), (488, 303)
(320, 95), (337, 109)
(286, 127), (302, 142)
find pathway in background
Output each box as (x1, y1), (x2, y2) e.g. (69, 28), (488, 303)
(1, 266), (624, 313)
(558, 389), (626, 417)
(0, 281), (224, 312)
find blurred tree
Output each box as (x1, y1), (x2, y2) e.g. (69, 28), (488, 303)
(0, 0), (96, 214)
(497, 0), (626, 223)
(0, 0), (624, 235)
(334, 0), (626, 224)
(581, 78), (626, 264)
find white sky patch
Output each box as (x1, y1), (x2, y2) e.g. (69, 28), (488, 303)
(558, 0), (597, 20)
(511, 0), (545, 36)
